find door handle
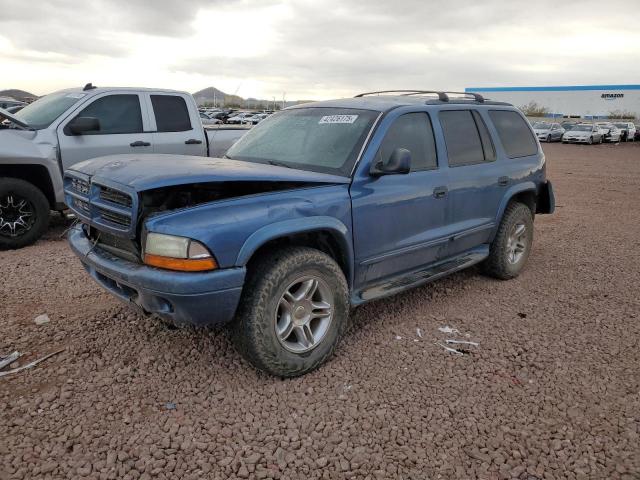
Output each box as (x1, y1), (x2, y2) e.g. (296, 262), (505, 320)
(433, 186), (448, 199)
(185, 139), (203, 145)
(498, 176), (509, 186)
(130, 141), (151, 147)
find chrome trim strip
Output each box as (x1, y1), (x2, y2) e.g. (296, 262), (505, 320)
(350, 112), (384, 177)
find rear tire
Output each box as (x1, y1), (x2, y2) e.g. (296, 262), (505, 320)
(0, 178), (50, 250)
(231, 247), (349, 377)
(482, 202), (534, 280)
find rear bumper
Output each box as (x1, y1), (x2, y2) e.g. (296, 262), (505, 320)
(68, 226), (245, 326)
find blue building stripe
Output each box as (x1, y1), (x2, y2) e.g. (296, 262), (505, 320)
(465, 85), (640, 92)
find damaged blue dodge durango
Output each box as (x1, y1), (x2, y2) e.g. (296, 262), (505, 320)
(65, 90), (554, 376)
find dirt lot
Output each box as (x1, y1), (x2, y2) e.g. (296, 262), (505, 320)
(1, 143), (639, 480)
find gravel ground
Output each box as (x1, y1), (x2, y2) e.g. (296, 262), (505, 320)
(1, 143), (639, 480)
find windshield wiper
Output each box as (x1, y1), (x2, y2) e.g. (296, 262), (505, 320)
(267, 160), (293, 169)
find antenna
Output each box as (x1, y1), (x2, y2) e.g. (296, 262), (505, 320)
(83, 83), (97, 91)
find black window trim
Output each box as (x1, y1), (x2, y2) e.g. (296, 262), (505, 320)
(63, 93), (144, 137)
(377, 111), (439, 173)
(488, 109), (539, 159)
(439, 108), (490, 168)
(471, 110), (497, 163)
(150, 94), (194, 133)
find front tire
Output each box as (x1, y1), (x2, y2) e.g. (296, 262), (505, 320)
(231, 247), (349, 377)
(588, 136), (593, 145)
(0, 178), (50, 250)
(482, 202), (534, 280)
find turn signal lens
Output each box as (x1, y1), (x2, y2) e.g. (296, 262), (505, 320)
(143, 254), (217, 272)
(144, 233), (217, 272)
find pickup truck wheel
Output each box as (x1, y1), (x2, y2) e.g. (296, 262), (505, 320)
(231, 247), (349, 377)
(0, 178), (50, 250)
(482, 202), (533, 280)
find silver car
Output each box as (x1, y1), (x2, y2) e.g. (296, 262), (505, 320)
(562, 124), (603, 144)
(532, 122), (565, 142)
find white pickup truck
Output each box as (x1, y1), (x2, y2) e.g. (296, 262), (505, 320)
(0, 84), (249, 248)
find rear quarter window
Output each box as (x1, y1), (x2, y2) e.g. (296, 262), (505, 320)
(151, 95), (192, 132)
(488, 110), (538, 158)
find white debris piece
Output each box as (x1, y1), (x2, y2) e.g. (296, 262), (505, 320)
(34, 314), (50, 325)
(0, 351), (21, 370)
(438, 326), (459, 334)
(434, 342), (464, 355)
(445, 339), (479, 347)
(0, 349), (64, 378)
(416, 328), (423, 338)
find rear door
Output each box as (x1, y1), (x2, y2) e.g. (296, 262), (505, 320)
(439, 109), (503, 257)
(145, 93), (206, 156)
(57, 93), (152, 171)
(351, 112), (450, 289)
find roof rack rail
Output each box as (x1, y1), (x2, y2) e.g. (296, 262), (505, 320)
(354, 90), (485, 103)
(354, 90), (449, 102)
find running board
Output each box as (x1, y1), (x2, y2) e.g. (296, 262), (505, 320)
(357, 245), (489, 302)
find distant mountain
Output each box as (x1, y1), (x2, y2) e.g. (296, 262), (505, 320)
(192, 86), (310, 109)
(0, 89), (39, 102)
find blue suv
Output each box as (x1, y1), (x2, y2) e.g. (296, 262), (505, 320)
(65, 90), (554, 376)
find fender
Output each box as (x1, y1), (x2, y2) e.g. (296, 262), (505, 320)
(236, 216), (354, 287)
(492, 181), (537, 237)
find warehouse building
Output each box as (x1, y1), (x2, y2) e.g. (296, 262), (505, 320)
(464, 85), (640, 119)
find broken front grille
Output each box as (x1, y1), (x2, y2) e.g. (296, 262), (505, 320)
(99, 186), (133, 208)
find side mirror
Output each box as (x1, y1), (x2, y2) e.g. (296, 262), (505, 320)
(68, 116), (100, 135)
(371, 148), (411, 176)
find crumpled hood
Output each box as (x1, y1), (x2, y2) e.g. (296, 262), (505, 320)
(68, 154), (350, 191)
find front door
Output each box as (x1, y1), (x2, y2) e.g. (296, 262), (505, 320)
(351, 112), (449, 290)
(57, 93), (153, 171)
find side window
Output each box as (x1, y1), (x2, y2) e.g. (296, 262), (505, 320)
(439, 110), (485, 166)
(72, 94), (142, 135)
(377, 113), (437, 171)
(488, 110), (538, 158)
(472, 110), (496, 162)
(151, 95), (192, 132)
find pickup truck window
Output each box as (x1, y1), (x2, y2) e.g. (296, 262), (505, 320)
(14, 92), (85, 130)
(488, 110), (538, 158)
(225, 107), (378, 176)
(151, 95), (192, 132)
(72, 94), (143, 135)
(377, 113), (437, 171)
(439, 110), (486, 167)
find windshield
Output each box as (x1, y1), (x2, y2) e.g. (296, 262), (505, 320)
(532, 122), (551, 129)
(573, 125), (593, 131)
(225, 107), (379, 176)
(15, 92), (86, 129)
(614, 123), (627, 128)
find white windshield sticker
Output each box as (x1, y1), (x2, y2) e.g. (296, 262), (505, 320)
(66, 93), (87, 99)
(319, 114), (358, 124)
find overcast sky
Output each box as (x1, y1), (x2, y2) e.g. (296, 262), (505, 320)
(1, 0), (638, 99)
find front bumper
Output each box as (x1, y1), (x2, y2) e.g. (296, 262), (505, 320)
(563, 137), (589, 143)
(68, 226), (245, 326)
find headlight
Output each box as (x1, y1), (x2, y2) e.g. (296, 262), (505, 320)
(144, 232), (217, 272)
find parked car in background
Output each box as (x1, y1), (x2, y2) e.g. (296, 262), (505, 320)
(200, 111), (223, 126)
(532, 122), (565, 142)
(562, 124), (603, 144)
(596, 122), (622, 143)
(243, 113), (270, 125)
(613, 122), (636, 142)
(561, 121), (578, 131)
(64, 89), (554, 376)
(0, 84), (248, 249)
(635, 125), (640, 141)
(227, 112), (257, 124)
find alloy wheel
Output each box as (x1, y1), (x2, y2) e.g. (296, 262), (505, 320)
(506, 222), (527, 264)
(0, 194), (36, 238)
(275, 275), (334, 353)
